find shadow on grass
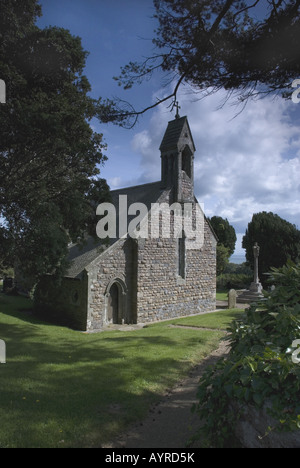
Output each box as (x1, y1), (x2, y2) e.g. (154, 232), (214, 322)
(0, 293), (223, 448)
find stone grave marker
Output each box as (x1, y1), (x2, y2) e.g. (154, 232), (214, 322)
(228, 289), (237, 309)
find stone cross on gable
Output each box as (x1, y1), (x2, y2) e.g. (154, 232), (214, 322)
(174, 101), (181, 119)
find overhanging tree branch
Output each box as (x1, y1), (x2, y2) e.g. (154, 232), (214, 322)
(104, 0), (300, 128)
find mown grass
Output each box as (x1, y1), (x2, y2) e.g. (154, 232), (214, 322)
(216, 289), (229, 301)
(170, 309), (244, 330)
(0, 293), (241, 448)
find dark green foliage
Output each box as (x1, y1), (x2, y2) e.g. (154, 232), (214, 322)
(216, 244), (230, 276)
(224, 262), (252, 275)
(242, 212), (300, 285)
(194, 262), (300, 447)
(217, 273), (252, 290)
(209, 216), (237, 256)
(0, 0), (111, 281)
(112, 0), (300, 125)
(208, 216), (237, 275)
(217, 261), (253, 289)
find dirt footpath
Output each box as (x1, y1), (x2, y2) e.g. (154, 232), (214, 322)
(103, 339), (230, 449)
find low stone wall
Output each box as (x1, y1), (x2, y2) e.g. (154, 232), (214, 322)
(34, 275), (88, 331)
(232, 401), (300, 448)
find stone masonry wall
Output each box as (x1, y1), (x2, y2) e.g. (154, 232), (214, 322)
(86, 237), (137, 331)
(86, 184), (216, 330)
(135, 183), (216, 323)
(34, 275), (88, 330)
(181, 171), (193, 201)
(136, 217), (216, 323)
(232, 401), (300, 448)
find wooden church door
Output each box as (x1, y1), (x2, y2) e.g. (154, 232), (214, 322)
(108, 283), (120, 324)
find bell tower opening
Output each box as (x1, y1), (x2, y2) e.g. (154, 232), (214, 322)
(159, 115), (196, 202)
(182, 145), (192, 179)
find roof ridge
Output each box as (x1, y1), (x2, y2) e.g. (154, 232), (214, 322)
(159, 116), (193, 152)
(110, 180), (161, 193)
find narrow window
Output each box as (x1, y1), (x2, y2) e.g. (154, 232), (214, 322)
(178, 232), (186, 279)
(182, 148), (192, 178)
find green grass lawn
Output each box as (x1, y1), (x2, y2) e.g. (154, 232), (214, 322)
(216, 289), (229, 301)
(0, 293), (242, 448)
(170, 309), (243, 330)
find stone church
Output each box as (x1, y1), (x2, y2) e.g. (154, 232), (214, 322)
(34, 115), (217, 331)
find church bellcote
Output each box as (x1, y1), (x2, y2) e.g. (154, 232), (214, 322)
(159, 115), (196, 203)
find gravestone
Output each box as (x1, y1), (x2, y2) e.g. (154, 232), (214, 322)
(0, 340), (6, 364)
(228, 289), (237, 309)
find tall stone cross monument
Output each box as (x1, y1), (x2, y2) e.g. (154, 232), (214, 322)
(249, 242), (263, 294)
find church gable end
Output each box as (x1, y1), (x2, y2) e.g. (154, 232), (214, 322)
(135, 193), (216, 323)
(33, 114), (216, 331)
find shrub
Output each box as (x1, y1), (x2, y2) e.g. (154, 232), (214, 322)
(224, 262), (252, 276)
(217, 273), (252, 290)
(194, 261), (300, 447)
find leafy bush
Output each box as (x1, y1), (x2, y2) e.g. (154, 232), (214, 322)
(194, 262), (300, 447)
(217, 273), (252, 290)
(224, 262), (252, 276)
(243, 212), (300, 287)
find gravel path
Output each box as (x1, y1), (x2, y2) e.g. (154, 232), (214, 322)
(103, 338), (230, 449)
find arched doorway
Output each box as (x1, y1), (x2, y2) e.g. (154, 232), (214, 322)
(108, 283), (119, 324)
(105, 279), (127, 325)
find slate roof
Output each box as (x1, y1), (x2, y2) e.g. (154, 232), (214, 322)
(65, 116), (205, 279)
(159, 116), (196, 153)
(111, 180), (162, 209)
(65, 181), (163, 278)
(66, 237), (107, 279)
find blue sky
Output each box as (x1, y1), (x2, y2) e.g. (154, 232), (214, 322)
(37, 1), (300, 255)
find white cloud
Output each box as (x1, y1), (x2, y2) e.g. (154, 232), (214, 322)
(131, 86), (300, 241)
(108, 176), (122, 189)
(131, 128), (162, 183)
